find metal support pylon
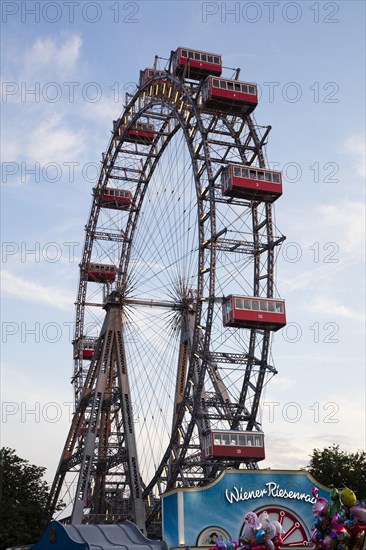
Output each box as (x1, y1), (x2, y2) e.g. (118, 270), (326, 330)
(48, 290), (146, 532)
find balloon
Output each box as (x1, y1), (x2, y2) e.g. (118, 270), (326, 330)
(244, 512), (262, 531)
(264, 522), (276, 541)
(340, 488), (357, 508)
(309, 486), (366, 550)
(256, 530), (266, 545)
(243, 513), (262, 543)
(271, 521), (284, 536)
(331, 512), (346, 535)
(258, 512), (270, 526)
(243, 525), (256, 541)
(242, 510), (286, 550)
(328, 488), (341, 520)
(322, 535), (337, 550)
(312, 487), (330, 518)
(225, 540), (236, 550)
(346, 505), (366, 547)
(350, 505), (366, 525)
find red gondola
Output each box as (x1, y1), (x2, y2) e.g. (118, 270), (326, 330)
(81, 338), (97, 360)
(73, 337), (98, 360)
(222, 164), (282, 202)
(172, 47), (222, 80)
(82, 349), (94, 360)
(85, 263), (116, 283)
(139, 68), (169, 87)
(223, 295), (286, 331)
(113, 120), (155, 145)
(99, 188), (133, 210)
(202, 430), (265, 461)
(201, 77), (258, 115)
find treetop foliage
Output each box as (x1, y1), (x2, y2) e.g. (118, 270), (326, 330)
(303, 444), (366, 498)
(0, 447), (52, 550)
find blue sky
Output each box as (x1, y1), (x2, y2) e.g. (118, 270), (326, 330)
(1, 0), (365, 482)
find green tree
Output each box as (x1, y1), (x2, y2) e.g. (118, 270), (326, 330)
(0, 448), (53, 550)
(304, 444), (366, 499)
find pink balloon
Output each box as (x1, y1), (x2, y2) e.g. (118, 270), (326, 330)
(350, 505), (366, 525)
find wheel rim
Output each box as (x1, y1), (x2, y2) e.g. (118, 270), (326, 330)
(50, 66), (285, 530)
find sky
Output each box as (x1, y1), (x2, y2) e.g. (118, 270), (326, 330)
(1, 0), (365, 487)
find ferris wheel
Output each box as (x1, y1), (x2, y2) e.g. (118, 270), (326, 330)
(48, 47), (286, 535)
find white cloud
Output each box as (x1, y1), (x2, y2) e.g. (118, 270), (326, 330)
(26, 115), (87, 165)
(24, 34), (82, 76)
(262, 435), (307, 470)
(1, 33), (90, 166)
(297, 201), (365, 257)
(1, 364), (73, 481)
(317, 201), (365, 256)
(262, 388), (366, 471)
(2, 270), (73, 311)
(1, 115), (87, 166)
(344, 134), (366, 178)
(82, 97), (121, 125)
(279, 200), (365, 295)
(309, 297), (365, 322)
(266, 374), (295, 392)
(2, 34), (83, 90)
(281, 260), (345, 292)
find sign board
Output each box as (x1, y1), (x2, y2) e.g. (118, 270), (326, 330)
(162, 470), (331, 548)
